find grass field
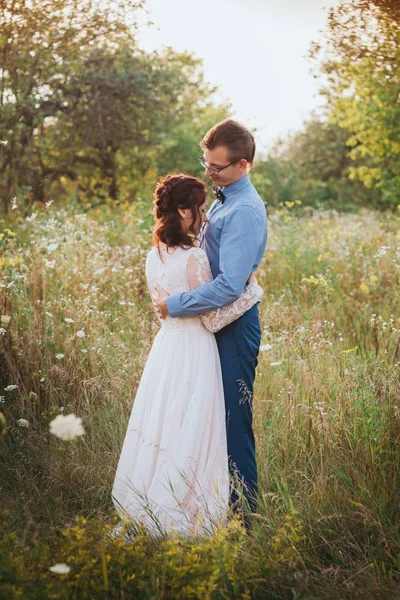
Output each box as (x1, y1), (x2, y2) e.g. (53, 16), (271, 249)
(1, 200), (399, 599)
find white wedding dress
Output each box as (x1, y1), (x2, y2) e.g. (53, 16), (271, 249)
(111, 244), (262, 537)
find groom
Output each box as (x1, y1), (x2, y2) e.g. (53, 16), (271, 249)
(154, 119), (268, 526)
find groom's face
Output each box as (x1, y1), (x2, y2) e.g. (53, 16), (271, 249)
(203, 145), (246, 187)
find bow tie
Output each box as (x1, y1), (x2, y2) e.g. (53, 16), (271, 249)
(212, 185), (226, 204)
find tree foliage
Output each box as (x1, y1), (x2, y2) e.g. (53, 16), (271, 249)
(0, 0), (229, 213)
(309, 0), (400, 207)
(252, 117), (378, 210)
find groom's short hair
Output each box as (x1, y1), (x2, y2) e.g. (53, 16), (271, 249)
(200, 119), (256, 166)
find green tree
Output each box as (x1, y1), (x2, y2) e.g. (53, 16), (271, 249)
(0, 0), (229, 212)
(252, 117), (377, 210)
(0, 0), (148, 212)
(309, 1), (400, 208)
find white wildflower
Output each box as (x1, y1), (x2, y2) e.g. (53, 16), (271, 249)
(76, 330), (85, 338)
(47, 242), (58, 252)
(55, 353), (64, 360)
(269, 362), (282, 367)
(49, 563), (70, 574)
(17, 418), (29, 427)
(49, 413), (85, 440)
(64, 318), (74, 323)
(259, 344), (272, 352)
(374, 245), (390, 259)
(0, 328), (6, 336)
(1, 315), (11, 325)
(4, 384), (18, 391)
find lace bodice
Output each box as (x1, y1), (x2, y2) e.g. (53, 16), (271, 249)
(146, 245), (262, 332)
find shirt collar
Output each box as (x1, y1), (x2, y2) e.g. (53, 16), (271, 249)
(221, 174), (250, 199)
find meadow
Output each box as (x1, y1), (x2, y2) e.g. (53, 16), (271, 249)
(0, 200), (399, 599)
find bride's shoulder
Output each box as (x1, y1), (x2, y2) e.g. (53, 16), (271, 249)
(188, 246), (207, 258)
(187, 246), (208, 266)
(146, 245), (157, 259)
(145, 245), (160, 267)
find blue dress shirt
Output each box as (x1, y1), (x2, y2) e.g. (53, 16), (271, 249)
(166, 173), (268, 317)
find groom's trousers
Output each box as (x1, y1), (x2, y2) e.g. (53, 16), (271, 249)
(215, 303), (261, 516)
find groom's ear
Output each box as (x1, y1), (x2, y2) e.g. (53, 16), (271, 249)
(239, 158), (249, 171)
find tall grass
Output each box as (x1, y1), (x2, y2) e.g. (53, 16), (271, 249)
(0, 200), (399, 598)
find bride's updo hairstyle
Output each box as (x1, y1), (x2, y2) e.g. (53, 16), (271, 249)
(153, 174), (206, 250)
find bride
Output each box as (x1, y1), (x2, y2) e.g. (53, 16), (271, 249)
(111, 173), (263, 538)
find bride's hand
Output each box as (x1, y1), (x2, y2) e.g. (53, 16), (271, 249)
(153, 285), (170, 319)
(248, 271), (258, 285)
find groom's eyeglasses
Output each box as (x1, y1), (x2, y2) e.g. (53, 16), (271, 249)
(198, 156), (239, 175)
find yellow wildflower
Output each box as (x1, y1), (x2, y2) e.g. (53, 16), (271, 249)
(340, 346), (358, 354)
(369, 275), (378, 285)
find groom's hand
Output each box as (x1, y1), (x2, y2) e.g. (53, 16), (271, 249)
(153, 285), (170, 319)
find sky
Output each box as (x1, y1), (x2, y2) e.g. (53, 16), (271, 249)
(136, 0), (340, 153)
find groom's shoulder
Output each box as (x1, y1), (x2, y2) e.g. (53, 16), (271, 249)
(239, 183), (266, 217)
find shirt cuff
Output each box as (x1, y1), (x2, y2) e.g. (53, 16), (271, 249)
(166, 294), (181, 318)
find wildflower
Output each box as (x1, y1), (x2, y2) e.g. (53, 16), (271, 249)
(374, 245), (390, 259)
(0, 328), (6, 336)
(3, 228), (15, 237)
(4, 384), (18, 391)
(49, 413), (85, 440)
(49, 563), (70, 574)
(47, 242), (58, 252)
(17, 418), (29, 427)
(1, 315), (10, 325)
(260, 344), (272, 352)
(76, 330), (85, 338)
(340, 346), (358, 354)
(64, 317), (74, 323)
(55, 353), (64, 360)
(269, 362), (282, 367)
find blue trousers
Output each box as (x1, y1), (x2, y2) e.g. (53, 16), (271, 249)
(215, 304), (261, 515)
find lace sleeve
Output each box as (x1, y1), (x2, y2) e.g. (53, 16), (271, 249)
(187, 248), (263, 333)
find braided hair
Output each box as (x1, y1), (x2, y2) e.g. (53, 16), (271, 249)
(153, 174), (206, 251)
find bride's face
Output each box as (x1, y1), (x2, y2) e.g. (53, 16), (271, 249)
(194, 200), (208, 235)
(180, 200), (208, 236)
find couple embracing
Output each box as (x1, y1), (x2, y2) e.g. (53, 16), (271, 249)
(112, 119), (268, 537)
